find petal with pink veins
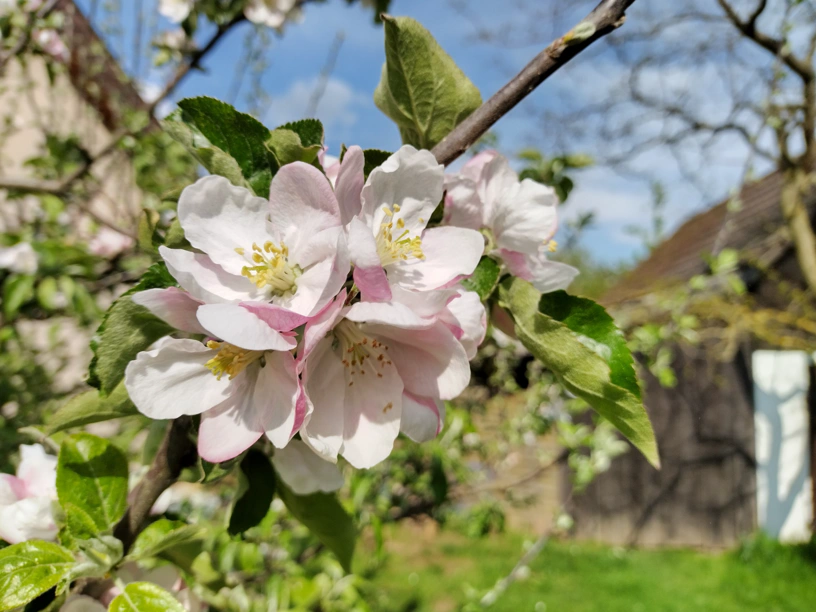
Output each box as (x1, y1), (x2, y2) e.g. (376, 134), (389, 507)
(349, 217), (392, 302)
(500, 249), (578, 293)
(17, 444), (57, 499)
(125, 338), (233, 419)
(133, 288), (207, 334)
(440, 290), (487, 360)
(160, 246), (257, 304)
(335, 145), (365, 224)
(178, 176), (273, 275)
(196, 303), (297, 351)
(297, 291), (346, 369)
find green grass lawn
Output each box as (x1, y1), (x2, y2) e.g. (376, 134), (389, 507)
(368, 526), (816, 611)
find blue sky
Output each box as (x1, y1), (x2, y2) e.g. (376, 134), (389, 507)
(73, 0), (748, 267)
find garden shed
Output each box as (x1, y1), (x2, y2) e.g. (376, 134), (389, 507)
(567, 172), (816, 547)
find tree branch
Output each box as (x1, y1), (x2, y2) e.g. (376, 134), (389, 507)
(431, 0), (637, 166)
(113, 417), (197, 552)
(715, 0), (814, 82)
(0, 0), (60, 73)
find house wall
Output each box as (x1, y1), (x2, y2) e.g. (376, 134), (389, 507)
(567, 346), (758, 548)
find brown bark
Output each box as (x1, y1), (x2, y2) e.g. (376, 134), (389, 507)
(780, 169), (816, 295)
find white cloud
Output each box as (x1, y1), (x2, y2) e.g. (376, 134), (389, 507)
(265, 77), (368, 132)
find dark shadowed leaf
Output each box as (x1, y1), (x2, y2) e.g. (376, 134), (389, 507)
(228, 450), (276, 536)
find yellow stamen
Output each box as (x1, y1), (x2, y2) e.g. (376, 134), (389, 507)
(547, 239), (558, 253)
(205, 341), (263, 380)
(375, 204), (425, 266)
(238, 240), (301, 296)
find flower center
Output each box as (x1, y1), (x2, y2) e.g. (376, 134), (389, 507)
(205, 341), (264, 380)
(236, 242), (301, 297)
(375, 204), (425, 267)
(333, 320), (393, 387)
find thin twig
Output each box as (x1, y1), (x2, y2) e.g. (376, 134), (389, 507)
(431, 0), (637, 166)
(306, 31), (345, 118)
(113, 417), (197, 552)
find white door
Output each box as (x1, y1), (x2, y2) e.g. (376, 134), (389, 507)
(753, 350), (813, 542)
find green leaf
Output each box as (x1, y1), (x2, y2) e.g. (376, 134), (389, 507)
(109, 582), (185, 612)
(276, 118), (324, 148)
(137, 209), (161, 255)
(3, 274), (36, 318)
(129, 519), (204, 561)
(498, 278), (659, 468)
(57, 433), (129, 534)
(277, 480), (356, 572)
(266, 128), (323, 167)
(47, 381), (138, 435)
(363, 149), (392, 179)
(36, 277), (59, 310)
(200, 456), (240, 484)
(0, 541), (74, 611)
(461, 256), (500, 301)
(87, 262), (176, 394)
(374, 16), (481, 149)
(228, 450), (276, 536)
(164, 97), (279, 198)
(163, 218), (189, 250)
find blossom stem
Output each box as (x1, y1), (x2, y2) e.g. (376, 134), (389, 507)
(430, 0), (637, 166)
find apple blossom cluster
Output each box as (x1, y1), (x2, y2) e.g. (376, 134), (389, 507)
(0, 444), (58, 544)
(159, 0), (299, 29)
(123, 145), (574, 475)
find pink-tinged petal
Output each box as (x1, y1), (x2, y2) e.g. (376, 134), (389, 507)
(267, 162), (341, 259)
(340, 348), (403, 469)
(400, 392), (445, 442)
(301, 338), (346, 462)
(361, 145), (443, 235)
(257, 351), (299, 448)
(17, 444), (56, 499)
(501, 249), (579, 293)
(0, 474), (26, 505)
(349, 217), (391, 302)
(292, 380), (311, 435)
(368, 322), (470, 400)
(178, 175), (273, 275)
(124, 338), (232, 419)
(460, 150), (500, 181)
(196, 303), (297, 351)
(440, 290), (487, 359)
(297, 290), (346, 369)
(240, 302), (310, 331)
(345, 301), (434, 330)
(480, 154), (519, 222)
(132, 288), (207, 334)
(0, 497), (57, 544)
(198, 383), (263, 463)
(389, 285), (457, 318)
(335, 145), (364, 225)
(160, 246), (257, 304)
(389, 227), (484, 292)
(272, 439), (344, 495)
(492, 179), (558, 253)
(443, 177), (484, 229)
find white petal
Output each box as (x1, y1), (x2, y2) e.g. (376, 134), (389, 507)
(368, 322), (470, 400)
(160, 246), (257, 304)
(335, 145), (365, 225)
(500, 249), (579, 293)
(196, 303), (297, 351)
(0, 497), (57, 544)
(443, 176), (484, 230)
(460, 150), (499, 182)
(301, 339), (346, 462)
(132, 288), (207, 334)
(492, 179), (558, 253)
(345, 301), (434, 330)
(17, 444), (57, 499)
(440, 290), (487, 360)
(0, 474), (24, 505)
(257, 351), (300, 448)
(124, 338), (233, 419)
(388, 227), (484, 291)
(340, 348), (403, 469)
(480, 154), (519, 223)
(361, 145), (443, 235)
(178, 175), (273, 275)
(272, 439), (344, 495)
(400, 392), (446, 442)
(267, 162), (342, 262)
(198, 383), (262, 463)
